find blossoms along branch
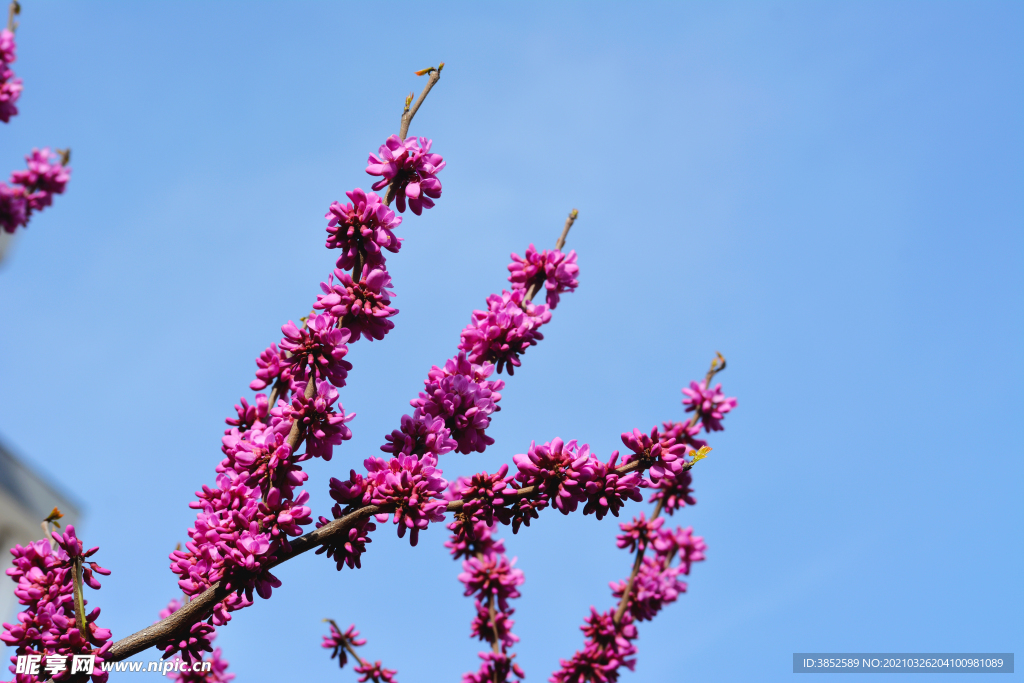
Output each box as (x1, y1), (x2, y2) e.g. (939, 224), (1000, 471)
(3, 55), (738, 683)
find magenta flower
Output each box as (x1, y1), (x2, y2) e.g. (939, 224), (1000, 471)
(284, 380), (355, 461)
(610, 557), (687, 622)
(224, 394), (270, 431)
(512, 438), (600, 515)
(458, 553), (524, 612)
(366, 135), (444, 215)
(279, 314), (353, 388)
(11, 148), (71, 207)
(380, 410), (457, 459)
(445, 465), (512, 532)
(444, 519), (507, 562)
(0, 77), (21, 123)
(325, 188), (402, 270)
(322, 622), (366, 669)
(0, 28), (15, 64)
(315, 512), (376, 571)
(0, 182), (27, 232)
(314, 266), (398, 342)
(2, 526), (114, 683)
(581, 450), (646, 521)
(615, 513), (664, 554)
(508, 244), (580, 309)
(550, 608), (637, 683)
(462, 652), (525, 683)
(250, 342), (292, 392)
(657, 419), (708, 455)
(681, 380), (737, 432)
(410, 353), (505, 454)
(354, 660), (399, 683)
(364, 453), (449, 546)
(459, 289), (551, 375)
(652, 526), (707, 575)
(647, 466), (696, 514)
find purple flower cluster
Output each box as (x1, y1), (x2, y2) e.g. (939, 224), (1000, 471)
(449, 522), (526, 683)
(325, 188), (402, 271)
(610, 521), (706, 622)
(549, 608), (637, 683)
(321, 621), (398, 682)
(366, 135), (444, 215)
(508, 437), (646, 532)
(1, 148), (71, 234)
(156, 601), (235, 682)
(0, 28), (21, 123)
(681, 380), (738, 432)
(314, 266), (398, 342)
(169, 399), (314, 633)
(323, 452), (448, 549)
(2, 526), (112, 683)
(458, 290), (551, 375)
(508, 244), (579, 310)
(406, 353), (505, 454)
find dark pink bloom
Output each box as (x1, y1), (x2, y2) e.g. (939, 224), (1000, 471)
(250, 343), (292, 392)
(324, 188), (402, 270)
(314, 266), (398, 342)
(283, 380), (355, 461)
(459, 289), (551, 375)
(458, 554), (524, 613)
(610, 557), (687, 622)
(581, 450), (645, 521)
(508, 244), (580, 309)
(462, 652), (525, 683)
(549, 609), (637, 683)
(381, 410), (456, 459)
(365, 453), (449, 546)
(322, 622), (366, 669)
(615, 513), (664, 554)
(11, 148), (71, 207)
(410, 354), (504, 454)
(2, 526), (113, 683)
(279, 314), (353, 388)
(0, 182), (27, 232)
(648, 466), (696, 514)
(652, 526), (707, 575)
(315, 512), (376, 571)
(512, 438), (600, 516)
(0, 28), (15, 64)
(681, 380), (737, 432)
(366, 135), (444, 215)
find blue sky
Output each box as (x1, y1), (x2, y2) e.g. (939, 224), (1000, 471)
(1, 2), (1021, 681)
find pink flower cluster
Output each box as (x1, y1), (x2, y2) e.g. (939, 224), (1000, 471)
(508, 437), (647, 532)
(366, 135), (444, 215)
(448, 522), (526, 683)
(0, 28), (21, 123)
(459, 290), (551, 375)
(380, 238), (580, 463)
(610, 522), (706, 622)
(323, 450), (449, 553)
(550, 520), (707, 682)
(682, 380), (738, 432)
(156, 601), (234, 682)
(508, 244), (579, 310)
(2, 526), (112, 683)
(1, 148), (72, 234)
(321, 622), (398, 682)
(325, 188), (402, 271)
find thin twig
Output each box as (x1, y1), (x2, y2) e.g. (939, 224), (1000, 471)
(6, 0), (19, 33)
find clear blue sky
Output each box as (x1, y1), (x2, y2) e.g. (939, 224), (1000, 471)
(1, 2), (1021, 681)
